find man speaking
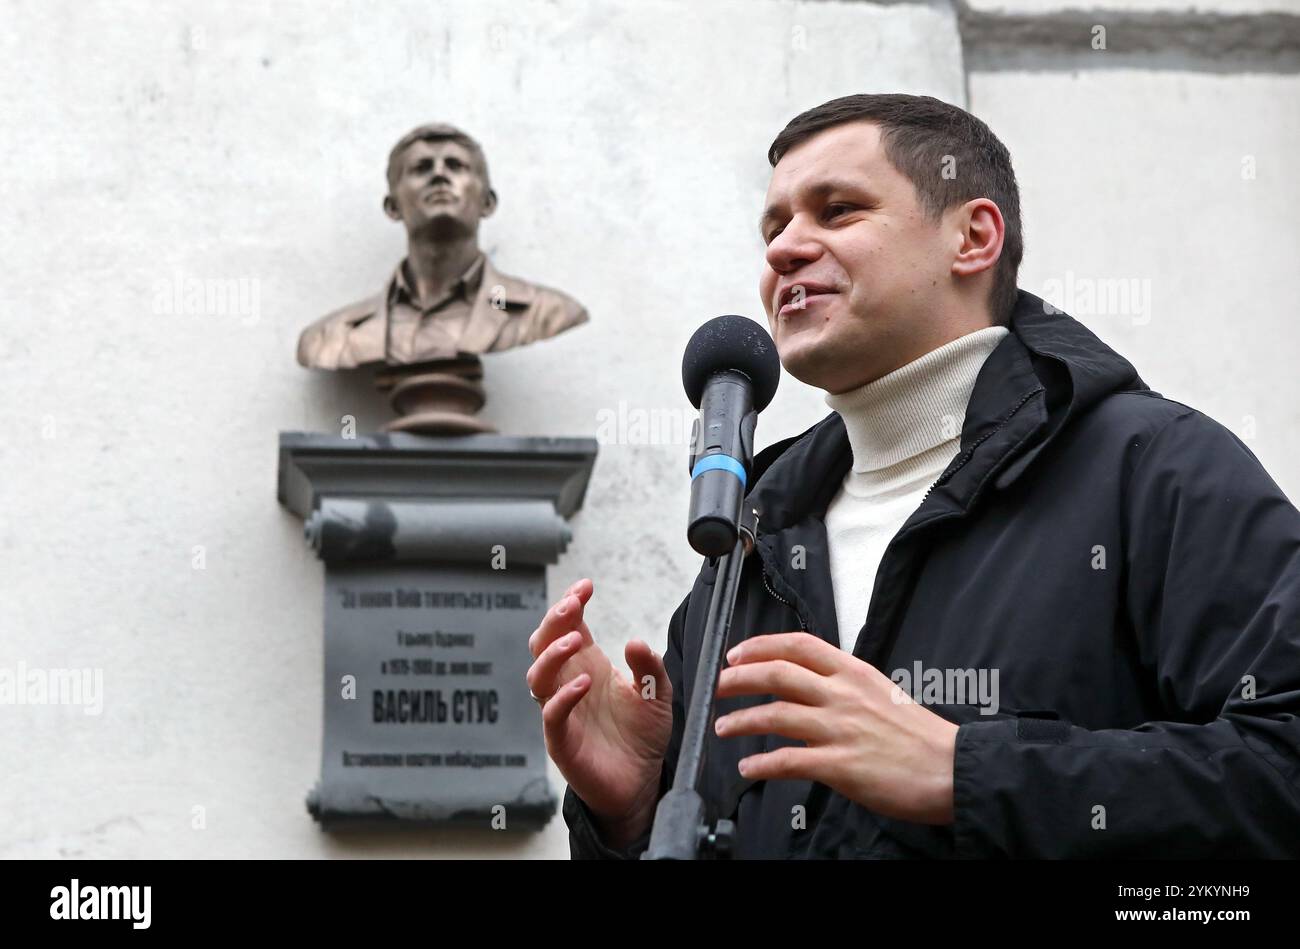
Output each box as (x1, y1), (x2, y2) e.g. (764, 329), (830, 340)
(525, 94), (1300, 858)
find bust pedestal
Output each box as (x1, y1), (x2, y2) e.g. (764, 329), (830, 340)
(374, 355), (496, 435)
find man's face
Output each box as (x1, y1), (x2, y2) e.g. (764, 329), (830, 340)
(758, 121), (959, 394)
(385, 138), (494, 238)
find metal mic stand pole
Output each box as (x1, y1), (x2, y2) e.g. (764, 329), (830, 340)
(642, 508), (756, 860)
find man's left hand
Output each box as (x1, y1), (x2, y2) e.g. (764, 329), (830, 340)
(714, 632), (958, 825)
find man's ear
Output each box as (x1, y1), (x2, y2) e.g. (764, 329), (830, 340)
(382, 194), (401, 221)
(480, 187), (498, 220)
(950, 198), (1003, 279)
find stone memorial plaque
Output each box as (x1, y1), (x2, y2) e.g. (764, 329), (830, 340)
(311, 562), (552, 828)
(277, 433), (598, 832)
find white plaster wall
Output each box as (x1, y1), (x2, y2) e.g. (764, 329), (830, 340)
(0, 0), (964, 858)
(967, 69), (1300, 501)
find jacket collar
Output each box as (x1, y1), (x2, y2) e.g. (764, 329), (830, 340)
(390, 252), (485, 307)
(747, 290), (1149, 534)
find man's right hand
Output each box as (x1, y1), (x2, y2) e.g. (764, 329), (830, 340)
(526, 578), (673, 848)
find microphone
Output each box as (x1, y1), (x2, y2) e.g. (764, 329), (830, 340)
(682, 315), (781, 558)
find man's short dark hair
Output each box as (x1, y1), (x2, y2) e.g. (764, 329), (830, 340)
(386, 123), (494, 199)
(768, 94), (1023, 326)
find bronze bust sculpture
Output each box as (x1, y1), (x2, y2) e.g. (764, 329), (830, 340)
(297, 123), (589, 433)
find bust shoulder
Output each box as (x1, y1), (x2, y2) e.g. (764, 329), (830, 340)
(529, 282), (589, 338)
(296, 292), (385, 368)
(483, 262), (589, 342)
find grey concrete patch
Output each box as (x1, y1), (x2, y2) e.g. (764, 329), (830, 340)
(958, 4), (1300, 72)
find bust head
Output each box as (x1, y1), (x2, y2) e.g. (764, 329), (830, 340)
(296, 120), (591, 429)
(383, 123), (498, 241)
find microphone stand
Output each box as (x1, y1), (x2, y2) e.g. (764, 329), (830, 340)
(642, 506), (757, 860)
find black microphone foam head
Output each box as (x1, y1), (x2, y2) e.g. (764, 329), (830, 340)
(681, 315), (781, 411)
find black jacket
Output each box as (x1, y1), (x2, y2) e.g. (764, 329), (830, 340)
(564, 290), (1300, 858)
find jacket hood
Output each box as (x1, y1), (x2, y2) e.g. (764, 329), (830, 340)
(747, 289), (1150, 532)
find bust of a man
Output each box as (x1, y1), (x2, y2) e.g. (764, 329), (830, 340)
(297, 123), (588, 375)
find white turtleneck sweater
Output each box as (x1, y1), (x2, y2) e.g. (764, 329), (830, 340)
(823, 326), (1009, 652)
